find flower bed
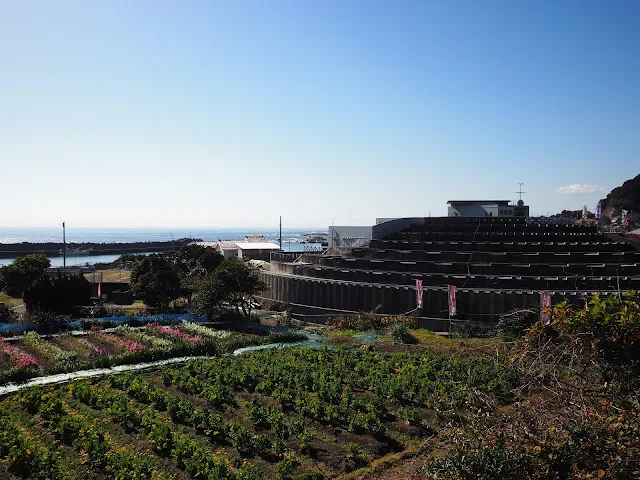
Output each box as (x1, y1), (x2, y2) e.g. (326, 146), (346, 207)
(181, 321), (231, 339)
(0, 338), (39, 368)
(22, 331), (77, 365)
(147, 324), (202, 343)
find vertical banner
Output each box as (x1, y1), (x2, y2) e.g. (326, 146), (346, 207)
(540, 292), (552, 324)
(97, 283), (102, 298)
(416, 279), (423, 308)
(448, 285), (457, 316)
(595, 201), (602, 220)
(582, 204), (587, 219)
(622, 210), (629, 228)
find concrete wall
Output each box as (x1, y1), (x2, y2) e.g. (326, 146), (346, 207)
(259, 271), (592, 324)
(328, 226), (373, 248)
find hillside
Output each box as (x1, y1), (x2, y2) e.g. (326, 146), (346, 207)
(600, 173), (640, 217)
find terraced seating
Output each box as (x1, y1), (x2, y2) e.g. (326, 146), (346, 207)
(260, 217), (639, 326)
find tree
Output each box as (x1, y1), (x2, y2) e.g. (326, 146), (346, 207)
(0, 254), (50, 297)
(23, 273), (92, 314)
(195, 259), (266, 319)
(173, 245), (224, 302)
(130, 254), (181, 310)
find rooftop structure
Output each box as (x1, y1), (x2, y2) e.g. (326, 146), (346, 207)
(448, 199), (529, 218)
(193, 238), (281, 261)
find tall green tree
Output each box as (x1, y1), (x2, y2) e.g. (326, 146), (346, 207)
(195, 259), (266, 319)
(0, 254), (50, 297)
(130, 254), (181, 310)
(173, 245), (224, 302)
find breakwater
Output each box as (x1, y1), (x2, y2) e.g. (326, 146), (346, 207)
(0, 238), (198, 258)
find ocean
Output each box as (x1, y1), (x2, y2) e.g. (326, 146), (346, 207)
(0, 226), (326, 266)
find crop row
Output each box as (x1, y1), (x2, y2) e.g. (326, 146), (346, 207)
(108, 373), (318, 460)
(18, 383), (262, 480)
(176, 348), (515, 421)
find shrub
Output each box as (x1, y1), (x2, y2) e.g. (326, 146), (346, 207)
(147, 421), (173, 456)
(253, 433), (271, 455)
(274, 454), (299, 479)
(342, 442), (367, 472)
(423, 438), (534, 480)
(395, 406), (421, 425)
(227, 420), (254, 452)
(390, 323), (418, 344)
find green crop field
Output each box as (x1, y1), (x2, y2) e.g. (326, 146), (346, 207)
(0, 348), (514, 479)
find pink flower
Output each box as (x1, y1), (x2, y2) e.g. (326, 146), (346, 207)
(95, 333), (146, 353)
(0, 339), (39, 368)
(149, 325), (202, 343)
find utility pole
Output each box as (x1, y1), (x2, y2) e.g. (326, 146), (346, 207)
(62, 222), (66, 268)
(279, 216), (282, 249)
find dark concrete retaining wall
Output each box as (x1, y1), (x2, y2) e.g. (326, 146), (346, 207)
(259, 271), (590, 323)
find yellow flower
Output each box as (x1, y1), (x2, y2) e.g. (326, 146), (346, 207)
(597, 470), (605, 478)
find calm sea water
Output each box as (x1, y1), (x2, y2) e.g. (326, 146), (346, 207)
(0, 227), (326, 266)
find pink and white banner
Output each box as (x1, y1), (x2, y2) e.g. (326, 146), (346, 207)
(416, 279), (423, 308)
(448, 285), (457, 316)
(622, 210), (629, 228)
(540, 292), (552, 324)
(582, 204), (587, 219)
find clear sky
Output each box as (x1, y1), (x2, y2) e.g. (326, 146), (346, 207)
(1, 0), (638, 229)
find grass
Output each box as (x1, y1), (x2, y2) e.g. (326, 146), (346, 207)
(322, 327), (505, 359)
(0, 292), (23, 308)
(84, 269), (131, 283)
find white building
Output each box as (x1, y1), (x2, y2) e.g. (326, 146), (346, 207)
(193, 237), (281, 261)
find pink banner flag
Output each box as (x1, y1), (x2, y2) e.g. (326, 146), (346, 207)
(416, 280), (423, 308)
(448, 285), (457, 316)
(97, 283), (102, 298)
(540, 292), (552, 324)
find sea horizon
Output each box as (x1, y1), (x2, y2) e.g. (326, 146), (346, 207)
(0, 226), (328, 245)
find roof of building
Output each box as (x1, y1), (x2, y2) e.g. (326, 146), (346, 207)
(191, 240), (239, 250)
(448, 200), (512, 204)
(235, 242), (281, 250)
(193, 240), (281, 251)
(243, 235), (267, 243)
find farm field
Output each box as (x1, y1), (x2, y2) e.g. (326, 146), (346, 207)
(0, 323), (264, 385)
(0, 347), (514, 479)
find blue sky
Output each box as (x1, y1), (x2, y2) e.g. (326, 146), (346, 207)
(1, 0), (638, 228)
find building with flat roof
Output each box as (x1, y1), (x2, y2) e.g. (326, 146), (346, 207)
(448, 200), (529, 218)
(193, 238), (281, 261)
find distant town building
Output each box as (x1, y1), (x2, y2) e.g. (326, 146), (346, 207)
(447, 200), (530, 218)
(193, 236), (281, 261)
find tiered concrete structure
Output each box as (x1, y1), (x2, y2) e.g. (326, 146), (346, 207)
(260, 217), (640, 329)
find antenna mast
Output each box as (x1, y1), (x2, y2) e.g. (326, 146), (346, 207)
(279, 216), (282, 249)
(62, 222), (66, 268)
(515, 182), (527, 202)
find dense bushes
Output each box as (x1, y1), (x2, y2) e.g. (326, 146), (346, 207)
(23, 273), (92, 314)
